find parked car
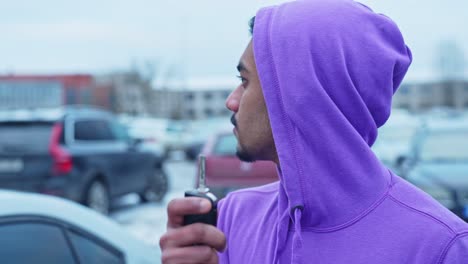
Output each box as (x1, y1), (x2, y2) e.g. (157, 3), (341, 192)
(183, 118), (231, 161)
(0, 190), (160, 263)
(372, 109), (421, 173)
(119, 116), (191, 159)
(0, 107), (168, 215)
(199, 130), (278, 198)
(398, 117), (468, 220)
(120, 117), (166, 157)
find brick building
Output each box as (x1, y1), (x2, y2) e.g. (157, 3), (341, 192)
(0, 74), (108, 110)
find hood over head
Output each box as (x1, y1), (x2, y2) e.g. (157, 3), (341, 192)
(252, 0), (412, 262)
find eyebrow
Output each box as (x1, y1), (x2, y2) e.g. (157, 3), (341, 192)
(237, 62), (249, 73)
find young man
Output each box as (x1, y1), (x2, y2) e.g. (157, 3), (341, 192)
(160, 0), (468, 263)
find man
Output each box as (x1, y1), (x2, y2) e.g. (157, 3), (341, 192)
(160, 0), (468, 263)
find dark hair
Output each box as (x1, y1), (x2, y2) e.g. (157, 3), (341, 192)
(249, 16), (256, 35)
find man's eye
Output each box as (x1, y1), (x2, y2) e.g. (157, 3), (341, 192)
(236, 75), (247, 84)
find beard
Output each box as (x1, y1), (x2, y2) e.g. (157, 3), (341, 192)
(236, 145), (256, 162)
(232, 115), (254, 162)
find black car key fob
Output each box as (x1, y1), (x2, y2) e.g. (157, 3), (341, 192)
(184, 155), (218, 226)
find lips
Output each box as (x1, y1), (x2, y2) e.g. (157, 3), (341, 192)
(231, 114), (238, 136)
(231, 114), (238, 127)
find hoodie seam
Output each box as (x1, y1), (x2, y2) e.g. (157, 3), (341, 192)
(436, 232), (468, 264)
(296, 181), (394, 233)
(264, 6), (307, 209)
(387, 194), (457, 235)
(258, 7), (291, 264)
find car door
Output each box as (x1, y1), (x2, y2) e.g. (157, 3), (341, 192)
(70, 117), (130, 196)
(206, 133), (247, 185)
(110, 120), (152, 193)
(206, 133), (277, 188)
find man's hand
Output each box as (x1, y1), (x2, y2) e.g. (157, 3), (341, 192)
(160, 197), (226, 264)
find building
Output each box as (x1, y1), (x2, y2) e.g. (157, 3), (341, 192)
(153, 76), (468, 119)
(95, 72), (150, 116)
(0, 75), (95, 110)
(394, 79), (468, 112)
(152, 77), (236, 120)
(0, 73), (152, 116)
(6, 73), (464, 117)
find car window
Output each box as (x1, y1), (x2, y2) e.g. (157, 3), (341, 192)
(0, 222), (76, 264)
(111, 121), (131, 142)
(68, 230), (124, 264)
(0, 121), (54, 153)
(74, 119), (116, 141)
(214, 134), (237, 156)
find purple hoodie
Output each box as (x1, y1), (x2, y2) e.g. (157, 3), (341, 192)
(217, 0), (468, 263)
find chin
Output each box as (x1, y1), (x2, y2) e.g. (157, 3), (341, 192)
(236, 148), (256, 163)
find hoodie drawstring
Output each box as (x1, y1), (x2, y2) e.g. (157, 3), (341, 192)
(272, 209), (290, 264)
(273, 206), (304, 264)
(291, 206), (304, 264)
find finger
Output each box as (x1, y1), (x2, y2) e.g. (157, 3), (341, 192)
(167, 197), (212, 229)
(160, 223), (226, 252)
(161, 246), (218, 264)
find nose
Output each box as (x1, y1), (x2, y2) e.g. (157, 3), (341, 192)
(225, 85), (242, 113)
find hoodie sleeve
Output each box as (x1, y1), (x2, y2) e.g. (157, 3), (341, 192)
(440, 234), (468, 263)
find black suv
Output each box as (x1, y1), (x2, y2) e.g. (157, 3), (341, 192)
(0, 107), (168, 214)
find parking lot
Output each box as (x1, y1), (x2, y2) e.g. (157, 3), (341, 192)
(111, 110), (468, 249)
(111, 158), (197, 248)
(0, 108), (467, 256)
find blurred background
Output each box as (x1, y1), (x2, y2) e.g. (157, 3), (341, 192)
(0, 0), (467, 258)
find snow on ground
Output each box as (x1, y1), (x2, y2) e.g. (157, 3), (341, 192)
(111, 160), (196, 249)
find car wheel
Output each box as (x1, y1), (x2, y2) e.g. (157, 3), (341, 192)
(85, 180), (110, 215)
(140, 167), (168, 203)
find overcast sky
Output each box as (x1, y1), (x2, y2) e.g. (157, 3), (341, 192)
(1, 0), (467, 83)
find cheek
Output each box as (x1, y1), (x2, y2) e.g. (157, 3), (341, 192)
(240, 98), (269, 134)
(238, 93), (257, 121)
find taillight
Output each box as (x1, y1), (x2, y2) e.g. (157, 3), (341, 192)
(49, 123), (73, 175)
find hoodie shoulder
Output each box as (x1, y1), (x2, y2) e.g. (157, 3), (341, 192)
(217, 182), (279, 232)
(439, 233), (468, 263)
(218, 182), (279, 219)
(389, 177), (468, 234)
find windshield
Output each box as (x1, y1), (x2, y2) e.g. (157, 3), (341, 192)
(420, 131), (468, 161)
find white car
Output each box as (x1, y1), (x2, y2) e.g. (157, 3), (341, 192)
(0, 190), (160, 264)
(119, 116), (168, 156)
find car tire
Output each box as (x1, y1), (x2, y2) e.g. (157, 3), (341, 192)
(140, 167), (168, 203)
(84, 180), (110, 215)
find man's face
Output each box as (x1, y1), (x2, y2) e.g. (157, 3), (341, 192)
(225, 40), (278, 163)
